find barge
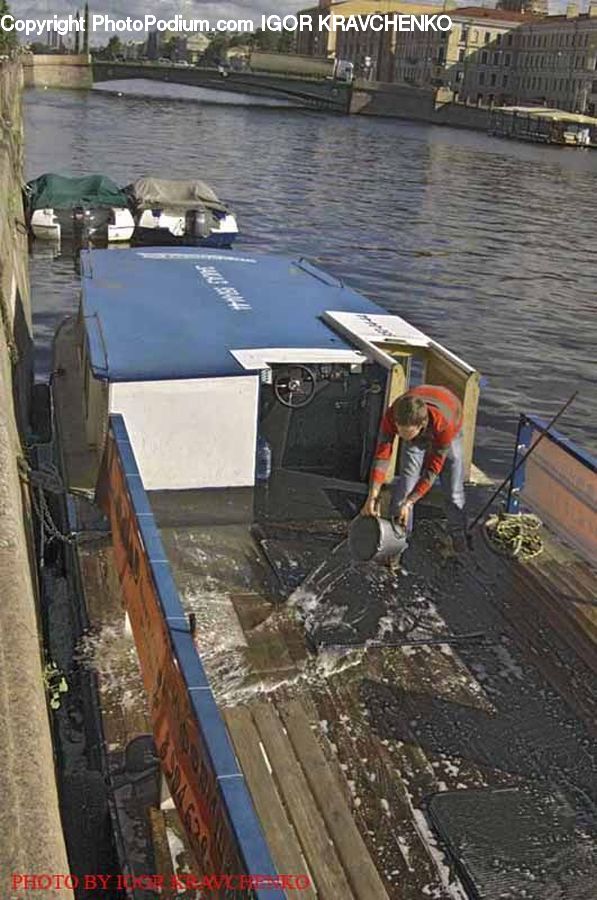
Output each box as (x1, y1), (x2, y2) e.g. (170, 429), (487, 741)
(45, 248), (597, 898)
(489, 106), (597, 147)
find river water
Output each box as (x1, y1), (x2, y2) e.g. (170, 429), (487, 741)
(24, 82), (597, 476)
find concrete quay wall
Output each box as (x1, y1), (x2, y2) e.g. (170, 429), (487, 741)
(22, 53), (92, 90)
(351, 80), (491, 131)
(0, 57), (72, 896)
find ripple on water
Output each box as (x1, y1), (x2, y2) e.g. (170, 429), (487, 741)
(24, 85), (597, 475)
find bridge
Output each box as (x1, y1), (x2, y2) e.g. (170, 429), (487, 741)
(92, 60), (352, 114)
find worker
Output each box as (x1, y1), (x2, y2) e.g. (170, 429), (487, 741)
(361, 384), (467, 551)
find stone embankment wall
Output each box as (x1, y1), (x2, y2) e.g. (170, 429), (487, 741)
(22, 53), (92, 90)
(351, 80), (490, 131)
(0, 57), (73, 897)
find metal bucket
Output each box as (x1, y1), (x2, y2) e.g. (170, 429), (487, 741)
(348, 515), (408, 564)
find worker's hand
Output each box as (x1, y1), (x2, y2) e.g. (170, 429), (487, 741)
(361, 494), (380, 517)
(397, 500), (413, 530)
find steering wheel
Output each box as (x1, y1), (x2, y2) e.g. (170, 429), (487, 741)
(273, 366), (316, 409)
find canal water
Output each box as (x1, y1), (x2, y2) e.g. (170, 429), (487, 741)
(24, 82), (597, 477)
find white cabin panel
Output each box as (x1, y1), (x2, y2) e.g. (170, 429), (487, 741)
(109, 376), (259, 490)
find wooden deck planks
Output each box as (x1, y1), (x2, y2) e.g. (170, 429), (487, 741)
(278, 698), (390, 900)
(251, 701), (356, 898)
(312, 678), (444, 899)
(223, 706), (316, 898)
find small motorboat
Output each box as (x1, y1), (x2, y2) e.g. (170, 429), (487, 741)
(24, 173), (135, 244)
(124, 177), (239, 247)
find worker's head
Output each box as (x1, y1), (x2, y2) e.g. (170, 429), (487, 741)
(391, 394), (428, 440)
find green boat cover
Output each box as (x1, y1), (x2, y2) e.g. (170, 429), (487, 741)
(26, 173), (129, 210)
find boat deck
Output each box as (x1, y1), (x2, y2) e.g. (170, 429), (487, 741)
(54, 319), (597, 898)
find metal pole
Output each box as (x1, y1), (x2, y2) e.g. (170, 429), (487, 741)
(467, 391), (578, 534)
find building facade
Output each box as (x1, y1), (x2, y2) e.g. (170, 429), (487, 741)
(296, 0), (347, 58)
(395, 7), (529, 105)
(296, 0), (442, 80)
(510, 4), (597, 114)
(334, 2), (445, 81)
(497, 0), (547, 16)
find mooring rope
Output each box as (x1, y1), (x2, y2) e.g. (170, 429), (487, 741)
(484, 512), (544, 562)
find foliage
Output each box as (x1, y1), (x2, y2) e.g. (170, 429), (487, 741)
(201, 33), (231, 66)
(95, 36), (123, 60)
(248, 29), (296, 53)
(199, 28), (296, 65)
(0, 1), (17, 53)
(29, 42), (52, 55)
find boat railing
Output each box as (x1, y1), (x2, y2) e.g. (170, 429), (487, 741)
(507, 414), (597, 565)
(95, 414), (284, 895)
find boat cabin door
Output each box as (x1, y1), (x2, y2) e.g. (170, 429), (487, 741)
(322, 312), (481, 486)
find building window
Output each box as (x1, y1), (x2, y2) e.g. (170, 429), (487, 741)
(438, 46), (446, 65)
(493, 52), (500, 65)
(507, 34), (513, 46)
(484, 31), (491, 44)
(458, 48), (465, 62)
(503, 74), (508, 87)
(491, 73), (497, 86)
(505, 53), (511, 66)
(479, 72), (485, 85)
(456, 69), (463, 82)
(481, 50), (488, 63)
(461, 25), (469, 43)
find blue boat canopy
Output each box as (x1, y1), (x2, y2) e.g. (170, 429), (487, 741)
(80, 248), (386, 381)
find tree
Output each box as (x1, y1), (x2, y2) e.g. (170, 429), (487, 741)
(278, 32), (296, 53)
(83, 3), (89, 54)
(74, 11), (80, 54)
(96, 36), (123, 60)
(248, 29), (279, 52)
(201, 34), (230, 67)
(247, 29), (296, 54)
(0, 1), (17, 54)
(29, 42), (52, 55)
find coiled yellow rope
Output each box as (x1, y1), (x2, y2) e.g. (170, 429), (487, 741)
(484, 512), (544, 561)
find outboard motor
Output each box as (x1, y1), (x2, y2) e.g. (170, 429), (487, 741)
(72, 205), (94, 244)
(185, 208), (212, 240)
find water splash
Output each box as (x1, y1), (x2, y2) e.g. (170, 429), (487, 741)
(75, 624), (148, 718)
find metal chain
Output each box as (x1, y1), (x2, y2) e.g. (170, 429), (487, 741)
(22, 459), (107, 555)
(29, 483), (75, 548)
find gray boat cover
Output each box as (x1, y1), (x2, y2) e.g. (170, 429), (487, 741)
(126, 177), (226, 211)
